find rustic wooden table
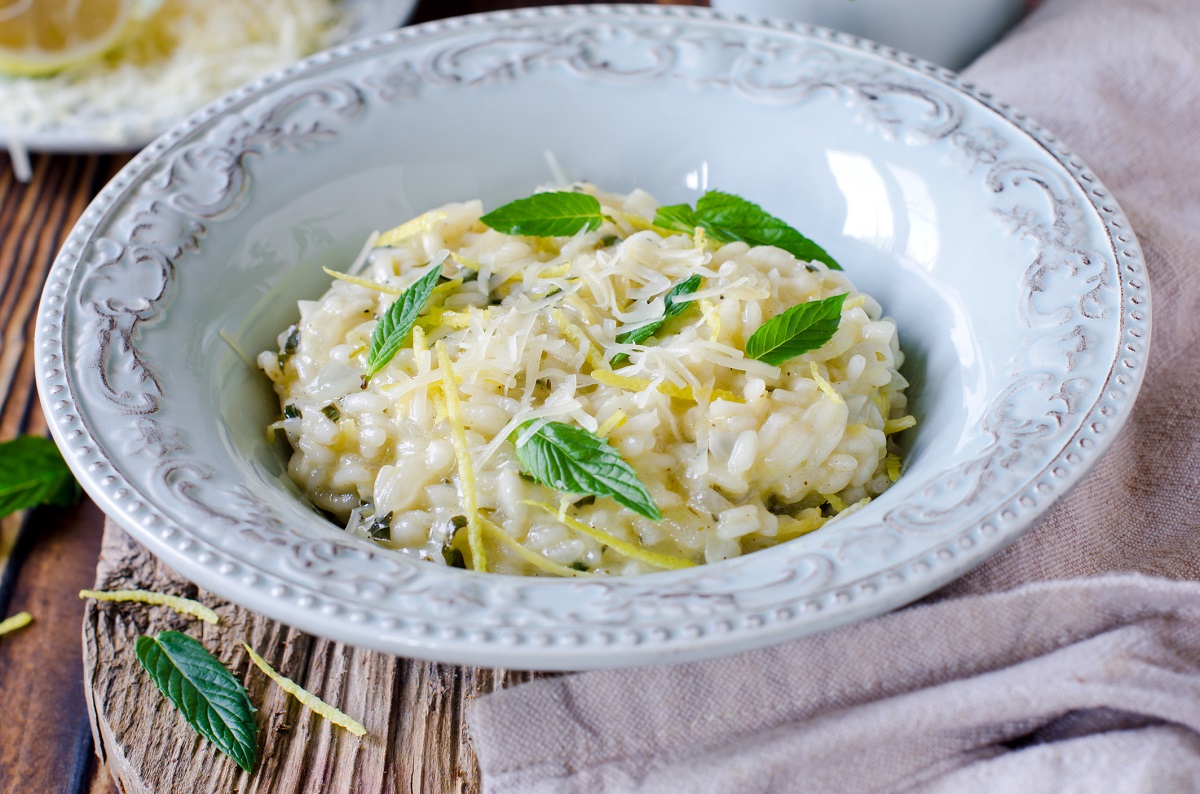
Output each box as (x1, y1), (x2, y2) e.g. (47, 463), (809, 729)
(0, 2), (703, 793)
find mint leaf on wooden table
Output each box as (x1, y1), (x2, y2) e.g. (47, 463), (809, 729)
(611, 274), (703, 365)
(0, 435), (80, 519)
(511, 420), (661, 520)
(653, 190), (840, 270)
(135, 631), (259, 773)
(745, 293), (847, 366)
(364, 257), (444, 380)
(480, 192), (605, 237)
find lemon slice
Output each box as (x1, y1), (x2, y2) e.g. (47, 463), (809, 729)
(0, 0), (158, 77)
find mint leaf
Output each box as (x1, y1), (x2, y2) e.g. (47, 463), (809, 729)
(653, 191), (840, 270)
(364, 259), (443, 379)
(135, 631), (258, 772)
(480, 192), (605, 237)
(512, 421), (661, 520)
(0, 436), (80, 519)
(653, 203), (699, 233)
(745, 293), (847, 366)
(612, 274), (702, 365)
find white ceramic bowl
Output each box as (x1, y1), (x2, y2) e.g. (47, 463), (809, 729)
(36, 6), (1149, 670)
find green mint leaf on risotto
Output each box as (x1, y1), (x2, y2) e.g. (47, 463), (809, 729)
(653, 202), (700, 233)
(511, 421), (662, 521)
(0, 435), (80, 520)
(364, 260), (442, 379)
(611, 274), (703, 365)
(654, 191), (840, 270)
(745, 293), (847, 366)
(480, 192), (605, 237)
(135, 631), (258, 773)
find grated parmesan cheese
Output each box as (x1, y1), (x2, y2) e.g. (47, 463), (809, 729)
(261, 185), (913, 576)
(1, 0), (345, 180)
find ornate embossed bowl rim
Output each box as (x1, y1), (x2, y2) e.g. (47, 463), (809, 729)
(36, 5), (1151, 669)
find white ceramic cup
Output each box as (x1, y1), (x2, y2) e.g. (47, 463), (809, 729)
(709, 0), (1027, 70)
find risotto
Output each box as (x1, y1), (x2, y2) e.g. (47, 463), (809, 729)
(258, 185), (912, 576)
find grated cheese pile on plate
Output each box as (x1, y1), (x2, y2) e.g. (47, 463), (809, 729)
(0, 0), (344, 177)
(259, 185), (912, 577)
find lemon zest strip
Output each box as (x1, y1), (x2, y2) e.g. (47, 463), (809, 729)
(843, 294), (867, 311)
(699, 298), (721, 340)
(449, 251), (480, 271)
(538, 262), (572, 279)
(590, 369), (742, 404)
(375, 210), (447, 248)
(419, 307), (477, 331)
(596, 409), (627, 438)
(217, 329), (256, 370)
(322, 267), (402, 294)
(809, 362), (844, 404)
(479, 516), (591, 578)
(436, 341), (486, 572)
(552, 309), (610, 373)
(429, 277), (463, 302)
(886, 453), (902, 482)
(0, 611), (32, 637)
(79, 589), (219, 624)
(242, 643), (367, 737)
(775, 508), (827, 541)
(884, 415), (917, 434)
(523, 501), (694, 570)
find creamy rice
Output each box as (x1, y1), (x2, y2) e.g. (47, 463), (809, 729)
(259, 185), (911, 576)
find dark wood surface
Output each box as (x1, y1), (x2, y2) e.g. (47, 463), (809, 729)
(0, 2), (703, 793)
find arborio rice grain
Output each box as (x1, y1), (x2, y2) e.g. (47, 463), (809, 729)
(259, 185), (912, 576)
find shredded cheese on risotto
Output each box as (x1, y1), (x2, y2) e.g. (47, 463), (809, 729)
(259, 184), (911, 576)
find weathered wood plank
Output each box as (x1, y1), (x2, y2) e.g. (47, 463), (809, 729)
(0, 499), (109, 794)
(84, 521), (547, 793)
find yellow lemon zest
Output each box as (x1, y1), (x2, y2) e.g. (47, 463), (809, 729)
(375, 210), (447, 248)
(523, 501), (694, 571)
(242, 643), (367, 737)
(449, 251), (480, 271)
(884, 415), (917, 434)
(79, 588), (219, 624)
(774, 508), (827, 541)
(0, 611), (33, 637)
(595, 409), (628, 438)
(886, 453), (902, 482)
(419, 307), (478, 331)
(699, 298), (722, 340)
(843, 294), (867, 311)
(479, 516), (590, 577)
(809, 361), (844, 404)
(552, 309), (610, 373)
(538, 262), (572, 279)
(321, 266), (401, 294)
(436, 341), (486, 572)
(429, 276), (463, 302)
(590, 369), (742, 404)
(824, 493), (847, 513)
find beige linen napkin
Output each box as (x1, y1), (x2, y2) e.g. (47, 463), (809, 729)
(469, 1), (1200, 791)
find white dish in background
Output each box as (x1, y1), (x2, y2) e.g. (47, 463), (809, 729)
(36, 6), (1149, 670)
(0, 0), (417, 154)
(709, 0), (1027, 70)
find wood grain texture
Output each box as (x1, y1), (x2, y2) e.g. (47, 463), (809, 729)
(84, 521), (544, 794)
(0, 149), (127, 794)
